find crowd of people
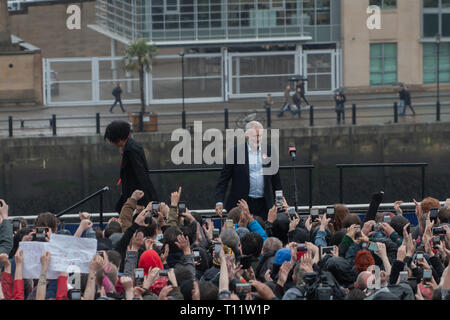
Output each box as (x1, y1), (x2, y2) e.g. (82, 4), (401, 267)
(0, 191), (449, 300)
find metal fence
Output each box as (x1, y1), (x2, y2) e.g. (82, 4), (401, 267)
(1, 101), (449, 137)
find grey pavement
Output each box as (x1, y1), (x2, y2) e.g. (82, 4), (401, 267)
(0, 91), (449, 137)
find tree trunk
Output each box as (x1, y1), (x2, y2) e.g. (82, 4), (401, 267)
(0, 1), (12, 48)
(139, 65), (145, 114)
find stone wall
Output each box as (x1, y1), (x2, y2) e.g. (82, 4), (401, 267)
(1, 123), (449, 216)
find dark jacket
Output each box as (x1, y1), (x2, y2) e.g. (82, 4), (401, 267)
(335, 94), (346, 111)
(0, 220), (13, 256)
(255, 251), (276, 282)
(115, 137), (158, 212)
(112, 86), (122, 98)
(215, 143), (282, 213)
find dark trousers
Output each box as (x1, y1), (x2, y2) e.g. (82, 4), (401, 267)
(402, 103), (416, 115)
(337, 109), (345, 124)
(110, 97), (125, 112)
(246, 197), (268, 221)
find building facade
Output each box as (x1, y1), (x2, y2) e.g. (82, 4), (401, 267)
(85, 0), (343, 106)
(342, 0), (450, 92)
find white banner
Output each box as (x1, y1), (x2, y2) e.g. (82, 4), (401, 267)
(18, 235), (97, 279)
(18, 242), (60, 280)
(48, 234), (97, 273)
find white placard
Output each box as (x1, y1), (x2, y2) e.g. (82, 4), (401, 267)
(47, 234), (97, 273)
(18, 242), (60, 279)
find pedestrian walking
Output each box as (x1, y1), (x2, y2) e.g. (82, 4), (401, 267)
(110, 83), (126, 113)
(335, 91), (346, 124)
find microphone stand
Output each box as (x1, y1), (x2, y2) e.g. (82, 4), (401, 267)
(292, 156), (299, 213)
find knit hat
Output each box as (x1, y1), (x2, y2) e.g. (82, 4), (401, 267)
(138, 249), (164, 275)
(273, 248), (291, 266)
(235, 227), (250, 239)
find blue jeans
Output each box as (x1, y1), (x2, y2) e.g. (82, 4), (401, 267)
(398, 100), (405, 115)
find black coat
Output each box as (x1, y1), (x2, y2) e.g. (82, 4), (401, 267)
(215, 143), (282, 212)
(115, 137), (158, 213)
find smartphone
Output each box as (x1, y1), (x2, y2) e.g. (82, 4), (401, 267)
(178, 202), (186, 215)
(415, 252), (424, 262)
(399, 271), (408, 282)
(275, 190), (283, 212)
(320, 246), (334, 255)
(430, 208), (438, 224)
(310, 208), (319, 222)
(297, 243), (307, 252)
(225, 219), (234, 229)
(235, 283), (252, 294)
(193, 249), (201, 262)
(12, 220), (21, 232)
(214, 243), (222, 260)
(212, 228), (220, 239)
(326, 207), (335, 220)
(368, 242), (379, 252)
(69, 289), (81, 300)
(383, 215), (391, 223)
(158, 270), (168, 277)
(287, 207), (297, 219)
(423, 269), (432, 282)
(432, 235), (441, 248)
(152, 202), (160, 217)
(134, 268), (144, 286)
(432, 227), (445, 235)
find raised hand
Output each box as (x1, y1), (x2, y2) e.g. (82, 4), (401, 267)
(131, 190), (144, 202)
(171, 186), (182, 207)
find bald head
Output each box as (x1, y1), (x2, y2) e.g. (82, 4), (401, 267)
(356, 271), (371, 290)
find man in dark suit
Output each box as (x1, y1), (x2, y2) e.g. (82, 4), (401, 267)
(104, 120), (158, 213)
(215, 121), (282, 221)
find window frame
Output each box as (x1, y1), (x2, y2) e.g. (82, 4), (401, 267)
(422, 0), (450, 38)
(369, 0), (397, 9)
(370, 43), (398, 86)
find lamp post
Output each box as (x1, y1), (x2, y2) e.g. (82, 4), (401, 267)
(179, 51), (186, 129)
(436, 33), (441, 121)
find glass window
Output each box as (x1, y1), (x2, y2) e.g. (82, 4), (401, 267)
(423, 14), (439, 37)
(370, 43), (397, 85)
(424, 0), (439, 7)
(442, 13), (450, 36)
(369, 0), (397, 8)
(423, 43), (450, 83)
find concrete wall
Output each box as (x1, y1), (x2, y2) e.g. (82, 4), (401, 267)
(0, 51), (43, 104)
(1, 123), (449, 216)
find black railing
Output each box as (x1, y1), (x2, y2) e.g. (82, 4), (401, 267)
(56, 186), (110, 230)
(336, 163), (428, 203)
(2, 102), (449, 137)
(149, 165), (315, 208)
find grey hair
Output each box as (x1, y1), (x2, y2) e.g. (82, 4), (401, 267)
(245, 121), (263, 132)
(220, 228), (240, 254)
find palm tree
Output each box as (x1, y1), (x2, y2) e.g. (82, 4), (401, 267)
(124, 39), (157, 114)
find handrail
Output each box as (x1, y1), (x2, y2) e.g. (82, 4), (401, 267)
(149, 165), (315, 207)
(10, 201), (446, 223)
(337, 163), (428, 203)
(56, 186), (110, 230)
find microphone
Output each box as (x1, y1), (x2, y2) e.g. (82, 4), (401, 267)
(288, 146), (296, 160)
